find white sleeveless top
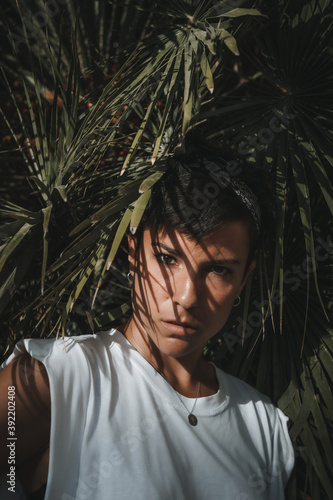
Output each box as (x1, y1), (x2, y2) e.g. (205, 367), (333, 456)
(3, 329), (294, 499)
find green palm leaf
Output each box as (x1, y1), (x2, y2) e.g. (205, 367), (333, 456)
(201, 1), (333, 497)
(1, 1), (332, 498)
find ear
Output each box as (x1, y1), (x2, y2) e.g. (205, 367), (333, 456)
(239, 260), (256, 293)
(128, 234), (137, 275)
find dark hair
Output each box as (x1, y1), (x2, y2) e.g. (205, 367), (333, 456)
(135, 144), (274, 274)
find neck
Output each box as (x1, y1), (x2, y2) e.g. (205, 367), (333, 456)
(121, 317), (218, 398)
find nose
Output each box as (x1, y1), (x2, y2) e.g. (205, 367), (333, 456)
(172, 270), (200, 310)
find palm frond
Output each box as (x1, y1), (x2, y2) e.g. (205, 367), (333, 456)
(1, 1), (332, 497)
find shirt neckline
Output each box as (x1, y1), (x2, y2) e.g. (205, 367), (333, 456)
(110, 328), (230, 417)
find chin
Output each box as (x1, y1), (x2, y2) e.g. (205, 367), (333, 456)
(156, 336), (203, 358)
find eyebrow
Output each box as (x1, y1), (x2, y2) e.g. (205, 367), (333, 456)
(152, 242), (181, 257)
(151, 242), (241, 266)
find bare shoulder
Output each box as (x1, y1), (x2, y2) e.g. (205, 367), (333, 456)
(0, 353), (51, 470)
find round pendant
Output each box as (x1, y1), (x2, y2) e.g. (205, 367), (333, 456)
(188, 414), (198, 426)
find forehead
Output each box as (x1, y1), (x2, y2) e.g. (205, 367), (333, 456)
(142, 222), (250, 262)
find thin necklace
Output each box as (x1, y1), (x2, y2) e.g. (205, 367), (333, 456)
(128, 321), (201, 426)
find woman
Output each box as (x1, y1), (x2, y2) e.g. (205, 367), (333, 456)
(0, 148), (294, 499)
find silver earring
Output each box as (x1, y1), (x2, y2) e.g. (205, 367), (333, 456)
(233, 295), (241, 307)
(127, 272), (134, 286)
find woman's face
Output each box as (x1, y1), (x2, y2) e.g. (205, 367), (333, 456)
(129, 222), (255, 360)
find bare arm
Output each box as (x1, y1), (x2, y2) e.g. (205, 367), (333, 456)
(0, 354), (51, 471)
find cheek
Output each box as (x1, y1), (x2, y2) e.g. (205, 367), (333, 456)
(207, 293), (234, 313)
(139, 260), (170, 298)
(205, 281), (237, 312)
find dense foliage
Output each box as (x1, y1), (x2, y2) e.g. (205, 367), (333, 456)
(0, 0), (332, 498)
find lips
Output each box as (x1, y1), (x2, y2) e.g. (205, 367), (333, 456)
(161, 320), (199, 335)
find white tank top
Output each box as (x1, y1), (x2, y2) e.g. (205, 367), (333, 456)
(3, 329), (294, 499)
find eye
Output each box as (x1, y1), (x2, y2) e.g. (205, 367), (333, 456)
(211, 266), (232, 277)
(153, 253), (177, 266)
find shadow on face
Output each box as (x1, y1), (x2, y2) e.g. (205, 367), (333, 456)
(128, 222), (255, 358)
